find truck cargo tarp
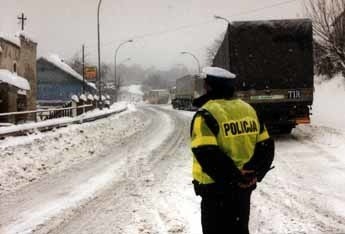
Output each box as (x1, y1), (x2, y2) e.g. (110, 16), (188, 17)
(226, 19), (313, 90)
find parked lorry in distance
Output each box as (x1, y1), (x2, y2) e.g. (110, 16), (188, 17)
(171, 75), (204, 110)
(144, 89), (170, 104)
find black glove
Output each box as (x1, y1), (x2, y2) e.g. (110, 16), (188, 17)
(243, 138), (274, 182)
(237, 170), (257, 189)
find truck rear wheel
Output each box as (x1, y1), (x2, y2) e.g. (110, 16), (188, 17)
(280, 126), (293, 134)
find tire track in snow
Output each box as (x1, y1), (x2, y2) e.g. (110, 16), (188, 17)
(0, 106), (167, 234)
(127, 107), (191, 234)
(41, 105), (186, 234)
(251, 132), (345, 234)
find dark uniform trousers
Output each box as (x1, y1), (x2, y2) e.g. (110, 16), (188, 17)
(200, 187), (253, 234)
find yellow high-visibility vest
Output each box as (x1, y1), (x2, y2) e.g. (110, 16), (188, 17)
(191, 98), (269, 184)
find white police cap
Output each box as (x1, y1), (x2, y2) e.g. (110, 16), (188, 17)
(201, 66), (236, 79)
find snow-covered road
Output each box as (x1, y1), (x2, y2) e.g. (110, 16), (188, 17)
(0, 105), (198, 234)
(251, 126), (345, 233)
(1, 101), (345, 233)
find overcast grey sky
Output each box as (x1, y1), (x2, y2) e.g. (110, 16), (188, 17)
(1, 0), (306, 71)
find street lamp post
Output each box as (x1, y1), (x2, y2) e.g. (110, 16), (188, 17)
(114, 39), (133, 101)
(115, 58), (131, 102)
(116, 57), (131, 87)
(97, 0), (103, 108)
(180, 51), (201, 74)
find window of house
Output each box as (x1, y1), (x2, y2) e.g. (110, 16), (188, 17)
(13, 62), (17, 73)
(0, 46), (2, 63)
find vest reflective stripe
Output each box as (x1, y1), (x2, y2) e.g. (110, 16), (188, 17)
(191, 115), (217, 148)
(191, 98), (269, 184)
(191, 136), (217, 148)
(191, 114), (217, 184)
(193, 115), (203, 138)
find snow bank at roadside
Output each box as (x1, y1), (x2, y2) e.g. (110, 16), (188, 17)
(0, 103), (136, 195)
(311, 75), (345, 130)
(295, 74), (345, 164)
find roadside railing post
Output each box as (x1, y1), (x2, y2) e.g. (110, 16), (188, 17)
(71, 101), (77, 117)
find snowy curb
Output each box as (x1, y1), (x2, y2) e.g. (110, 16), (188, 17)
(0, 104), (128, 138)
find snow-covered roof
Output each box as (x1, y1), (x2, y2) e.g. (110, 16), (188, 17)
(0, 69), (30, 90)
(42, 54), (96, 90)
(0, 32), (21, 47)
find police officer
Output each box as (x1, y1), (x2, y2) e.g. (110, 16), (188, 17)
(190, 67), (274, 234)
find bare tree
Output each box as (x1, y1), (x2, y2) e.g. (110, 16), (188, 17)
(142, 73), (169, 90)
(305, 0), (345, 75)
(67, 52), (85, 75)
(205, 33), (225, 66)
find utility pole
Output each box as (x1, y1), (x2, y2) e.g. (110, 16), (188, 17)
(97, 0), (103, 109)
(82, 44), (85, 94)
(17, 13), (27, 31)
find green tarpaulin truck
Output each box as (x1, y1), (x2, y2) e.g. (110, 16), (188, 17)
(213, 19), (314, 133)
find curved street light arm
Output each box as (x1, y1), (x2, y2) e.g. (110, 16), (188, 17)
(181, 51), (201, 74)
(214, 15), (231, 25)
(114, 40), (133, 93)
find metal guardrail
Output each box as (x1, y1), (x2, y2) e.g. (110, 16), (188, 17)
(0, 105), (93, 121)
(0, 106), (128, 139)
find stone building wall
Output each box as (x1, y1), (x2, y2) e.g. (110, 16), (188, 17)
(18, 35), (37, 112)
(0, 35), (37, 122)
(0, 39), (20, 73)
(0, 84), (17, 123)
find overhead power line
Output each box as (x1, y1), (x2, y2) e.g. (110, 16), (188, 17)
(85, 0), (301, 55)
(231, 0), (300, 17)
